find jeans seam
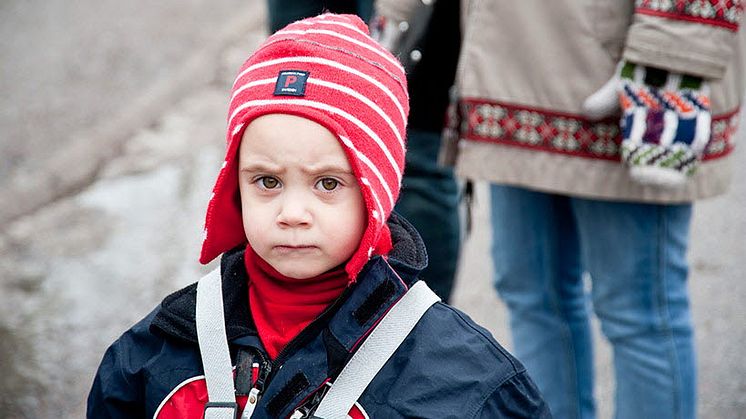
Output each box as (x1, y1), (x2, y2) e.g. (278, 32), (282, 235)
(657, 205), (684, 419)
(546, 198), (582, 419)
(546, 279), (581, 419)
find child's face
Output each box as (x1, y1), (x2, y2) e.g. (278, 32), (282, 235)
(238, 113), (366, 279)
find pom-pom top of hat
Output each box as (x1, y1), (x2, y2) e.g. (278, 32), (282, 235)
(199, 13), (409, 281)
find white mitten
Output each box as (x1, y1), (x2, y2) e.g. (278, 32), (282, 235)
(583, 62), (711, 188)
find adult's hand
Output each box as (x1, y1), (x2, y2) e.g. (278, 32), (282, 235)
(583, 62), (711, 188)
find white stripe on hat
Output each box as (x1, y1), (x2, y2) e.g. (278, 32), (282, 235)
(339, 135), (395, 208)
(295, 15), (376, 42)
(230, 77), (277, 102)
(308, 79), (404, 151)
(274, 28), (404, 73)
(295, 16), (397, 63)
(230, 77), (404, 151)
(303, 14), (370, 37)
(360, 177), (386, 229)
(231, 122), (245, 136)
(228, 99), (403, 182)
(232, 56), (407, 127)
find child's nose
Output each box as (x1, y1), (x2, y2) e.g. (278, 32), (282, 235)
(276, 192), (312, 227)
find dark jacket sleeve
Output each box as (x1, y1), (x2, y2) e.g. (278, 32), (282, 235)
(87, 337), (147, 418)
(87, 310), (163, 418)
(474, 371), (552, 418)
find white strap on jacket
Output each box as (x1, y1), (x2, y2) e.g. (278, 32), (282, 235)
(312, 280), (440, 419)
(196, 268), (239, 419)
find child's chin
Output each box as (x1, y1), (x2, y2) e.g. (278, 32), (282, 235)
(275, 263), (326, 280)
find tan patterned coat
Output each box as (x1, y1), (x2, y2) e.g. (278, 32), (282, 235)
(450, 0), (745, 202)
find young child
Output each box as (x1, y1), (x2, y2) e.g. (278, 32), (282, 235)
(88, 14), (550, 419)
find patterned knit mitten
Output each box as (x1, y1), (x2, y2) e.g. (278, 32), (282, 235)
(619, 62), (711, 187)
(584, 62), (712, 188)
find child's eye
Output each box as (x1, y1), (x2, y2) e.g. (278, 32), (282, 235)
(317, 178), (339, 191)
(257, 176), (280, 189)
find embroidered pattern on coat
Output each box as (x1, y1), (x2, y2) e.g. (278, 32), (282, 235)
(459, 99), (738, 161)
(635, 0), (743, 31)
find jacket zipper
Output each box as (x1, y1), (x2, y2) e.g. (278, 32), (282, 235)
(289, 384), (330, 419)
(255, 287), (351, 417)
(289, 407), (309, 419)
(240, 349), (272, 418)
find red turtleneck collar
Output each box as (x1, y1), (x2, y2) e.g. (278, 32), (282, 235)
(244, 246), (350, 360)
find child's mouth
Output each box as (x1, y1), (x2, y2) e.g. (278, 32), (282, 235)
(274, 245), (318, 254)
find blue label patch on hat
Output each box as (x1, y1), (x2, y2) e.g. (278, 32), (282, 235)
(274, 70), (309, 96)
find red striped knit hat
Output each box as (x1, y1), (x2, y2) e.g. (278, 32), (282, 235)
(199, 13), (409, 280)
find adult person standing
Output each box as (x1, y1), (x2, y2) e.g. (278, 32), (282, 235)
(371, 0), (463, 302)
(267, 0), (463, 301)
(434, 2), (744, 419)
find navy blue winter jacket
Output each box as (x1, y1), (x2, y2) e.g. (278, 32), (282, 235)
(88, 214), (551, 418)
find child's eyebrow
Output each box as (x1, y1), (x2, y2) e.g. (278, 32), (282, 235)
(301, 163), (354, 176)
(240, 162), (284, 174)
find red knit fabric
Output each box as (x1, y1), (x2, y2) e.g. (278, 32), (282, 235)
(244, 246), (348, 360)
(199, 13), (409, 281)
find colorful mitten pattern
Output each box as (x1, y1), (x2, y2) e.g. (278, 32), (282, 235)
(618, 62), (712, 187)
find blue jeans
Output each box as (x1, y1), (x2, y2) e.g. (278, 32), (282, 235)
(395, 129), (461, 302)
(490, 185), (695, 419)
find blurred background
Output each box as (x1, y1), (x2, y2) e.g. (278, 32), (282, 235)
(1, 1), (744, 417)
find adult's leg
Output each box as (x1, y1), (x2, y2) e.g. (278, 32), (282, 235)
(490, 185), (595, 419)
(393, 0), (461, 302)
(395, 129), (460, 302)
(571, 198), (695, 419)
(267, 0), (323, 33)
(267, 0), (373, 33)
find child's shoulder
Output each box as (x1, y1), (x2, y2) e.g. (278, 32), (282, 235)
(413, 301), (524, 375)
(361, 299), (536, 418)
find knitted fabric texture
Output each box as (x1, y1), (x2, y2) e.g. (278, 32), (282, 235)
(619, 62), (711, 185)
(199, 14), (409, 280)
